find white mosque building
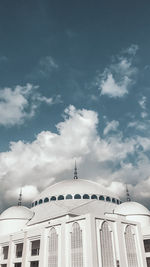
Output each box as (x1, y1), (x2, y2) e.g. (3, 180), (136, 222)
(0, 167), (150, 267)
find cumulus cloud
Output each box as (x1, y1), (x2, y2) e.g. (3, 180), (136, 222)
(0, 83), (61, 126)
(96, 44), (138, 98)
(1, 105), (150, 209)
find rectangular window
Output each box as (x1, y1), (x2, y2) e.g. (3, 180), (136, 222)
(30, 261), (39, 267)
(31, 240), (40, 256)
(14, 263), (22, 267)
(146, 257), (150, 267)
(2, 246), (9, 260)
(16, 243), (23, 258)
(144, 239), (150, 252)
(116, 260), (120, 267)
(1, 264), (7, 267)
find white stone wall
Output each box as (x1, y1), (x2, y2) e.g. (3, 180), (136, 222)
(0, 213), (147, 267)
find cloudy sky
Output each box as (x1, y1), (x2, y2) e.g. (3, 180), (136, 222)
(0, 0), (150, 210)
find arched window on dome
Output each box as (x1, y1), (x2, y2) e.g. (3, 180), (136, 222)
(91, 194), (98, 200)
(106, 196), (111, 202)
(100, 221), (115, 267)
(112, 198), (116, 203)
(117, 199), (119, 205)
(39, 199), (43, 205)
(32, 203), (34, 207)
(44, 197), (49, 203)
(35, 201), (38, 206)
(83, 194), (90, 199)
(48, 227), (58, 267)
(66, 194), (72, 199)
(99, 195), (105, 201)
(51, 196), (56, 201)
(124, 225), (138, 267)
(58, 195), (64, 200)
(74, 194), (81, 199)
(71, 222), (83, 267)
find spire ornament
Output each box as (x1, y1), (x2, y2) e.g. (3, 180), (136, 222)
(126, 184), (131, 202)
(18, 188), (22, 206)
(74, 161), (78, 179)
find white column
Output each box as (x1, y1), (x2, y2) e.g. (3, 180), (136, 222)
(39, 228), (48, 267)
(134, 224), (147, 267)
(85, 214), (99, 267)
(60, 221), (66, 267)
(114, 220), (127, 267)
(7, 235), (13, 267)
(22, 232), (29, 267)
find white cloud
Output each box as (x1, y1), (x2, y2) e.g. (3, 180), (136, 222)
(123, 44), (139, 56)
(139, 96), (146, 109)
(0, 84), (35, 126)
(138, 96), (148, 118)
(97, 44), (138, 98)
(1, 105), (150, 208)
(0, 83), (61, 126)
(128, 121), (147, 131)
(103, 120), (119, 135)
(100, 73), (129, 98)
(128, 96), (149, 130)
(5, 185), (40, 203)
(36, 94), (62, 105)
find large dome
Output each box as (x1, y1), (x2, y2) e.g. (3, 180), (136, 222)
(0, 206), (34, 220)
(114, 201), (150, 216)
(32, 179), (120, 207)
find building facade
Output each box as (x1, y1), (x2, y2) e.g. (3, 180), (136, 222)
(0, 178), (149, 267)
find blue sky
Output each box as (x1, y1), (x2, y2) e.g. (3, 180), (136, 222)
(0, 0), (150, 210)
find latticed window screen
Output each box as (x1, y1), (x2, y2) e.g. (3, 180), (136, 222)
(124, 225), (138, 267)
(100, 221), (115, 267)
(48, 227), (58, 267)
(71, 222), (83, 267)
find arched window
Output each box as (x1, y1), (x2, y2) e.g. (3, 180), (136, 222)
(106, 196), (111, 202)
(66, 194), (72, 199)
(83, 194), (90, 199)
(99, 195), (104, 201)
(51, 196), (56, 201)
(48, 227), (58, 267)
(91, 194), (98, 199)
(74, 194), (81, 199)
(58, 195), (64, 200)
(112, 198), (116, 203)
(117, 199), (119, 205)
(31, 203), (34, 207)
(39, 199), (43, 204)
(124, 225), (138, 267)
(71, 222), (83, 267)
(35, 201), (38, 206)
(44, 197), (49, 203)
(100, 221), (115, 267)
